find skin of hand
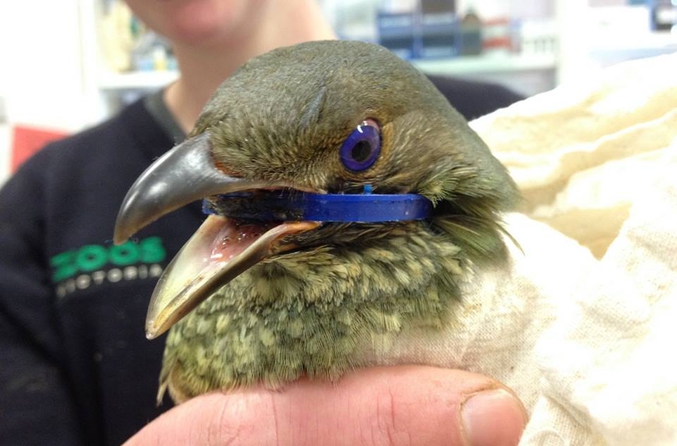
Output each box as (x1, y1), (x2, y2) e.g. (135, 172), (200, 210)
(124, 366), (527, 446)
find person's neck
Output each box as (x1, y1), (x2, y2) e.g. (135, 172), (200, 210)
(164, 0), (336, 134)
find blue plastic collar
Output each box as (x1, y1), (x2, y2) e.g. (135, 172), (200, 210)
(203, 189), (432, 223)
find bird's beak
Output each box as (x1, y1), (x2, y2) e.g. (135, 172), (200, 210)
(114, 132), (270, 245)
(114, 132), (320, 339)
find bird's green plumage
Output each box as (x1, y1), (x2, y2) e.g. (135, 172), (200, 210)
(160, 223), (466, 401)
(156, 40), (519, 403)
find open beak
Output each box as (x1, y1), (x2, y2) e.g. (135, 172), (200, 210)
(114, 132), (319, 339)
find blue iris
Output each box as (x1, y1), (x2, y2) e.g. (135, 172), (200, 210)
(340, 119), (381, 172)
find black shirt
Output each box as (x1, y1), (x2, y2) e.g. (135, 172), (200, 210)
(0, 76), (521, 445)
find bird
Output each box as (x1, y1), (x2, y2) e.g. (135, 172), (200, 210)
(114, 40), (519, 404)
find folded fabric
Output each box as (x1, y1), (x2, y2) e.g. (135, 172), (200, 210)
(374, 53), (677, 445)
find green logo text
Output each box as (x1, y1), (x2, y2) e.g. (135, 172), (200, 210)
(50, 237), (167, 283)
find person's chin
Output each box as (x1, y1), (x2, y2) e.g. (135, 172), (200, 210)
(166, 0), (253, 45)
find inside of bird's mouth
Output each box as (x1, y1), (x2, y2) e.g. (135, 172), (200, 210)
(145, 203), (320, 339)
(199, 190), (323, 264)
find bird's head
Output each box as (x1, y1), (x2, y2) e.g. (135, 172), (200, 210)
(114, 40), (518, 340)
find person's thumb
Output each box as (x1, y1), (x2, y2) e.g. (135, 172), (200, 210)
(125, 365), (527, 446)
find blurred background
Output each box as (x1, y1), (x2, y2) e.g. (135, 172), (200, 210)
(0, 0), (675, 184)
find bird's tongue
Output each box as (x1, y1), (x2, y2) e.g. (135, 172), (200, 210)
(207, 219), (273, 262)
(145, 215), (319, 339)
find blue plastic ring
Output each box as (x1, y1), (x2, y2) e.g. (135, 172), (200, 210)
(203, 192), (432, 223)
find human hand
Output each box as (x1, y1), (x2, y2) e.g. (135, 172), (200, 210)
(124, 366), (527, 446)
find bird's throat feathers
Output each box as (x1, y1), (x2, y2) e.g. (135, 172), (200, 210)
(159, 221), (486, 402)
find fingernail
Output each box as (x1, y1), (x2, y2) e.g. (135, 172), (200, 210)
(461, 389), (527, 446)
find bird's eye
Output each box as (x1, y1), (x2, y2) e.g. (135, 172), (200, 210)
(340, 119), (381, 172)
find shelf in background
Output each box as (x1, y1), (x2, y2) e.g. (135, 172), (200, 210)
(587, 32), (677, 66)
(412, 53), (558, 75)
(97, 54), (558, 90)
(98, 70), (179, 90)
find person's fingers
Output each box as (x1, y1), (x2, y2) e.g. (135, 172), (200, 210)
(125, 365), (527, 446)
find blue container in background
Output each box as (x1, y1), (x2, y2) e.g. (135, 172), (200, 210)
(377, 12), (417, 59)
(418, 11), (459, 58)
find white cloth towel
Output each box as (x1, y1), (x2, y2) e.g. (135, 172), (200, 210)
(379, 53), (677, 445)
